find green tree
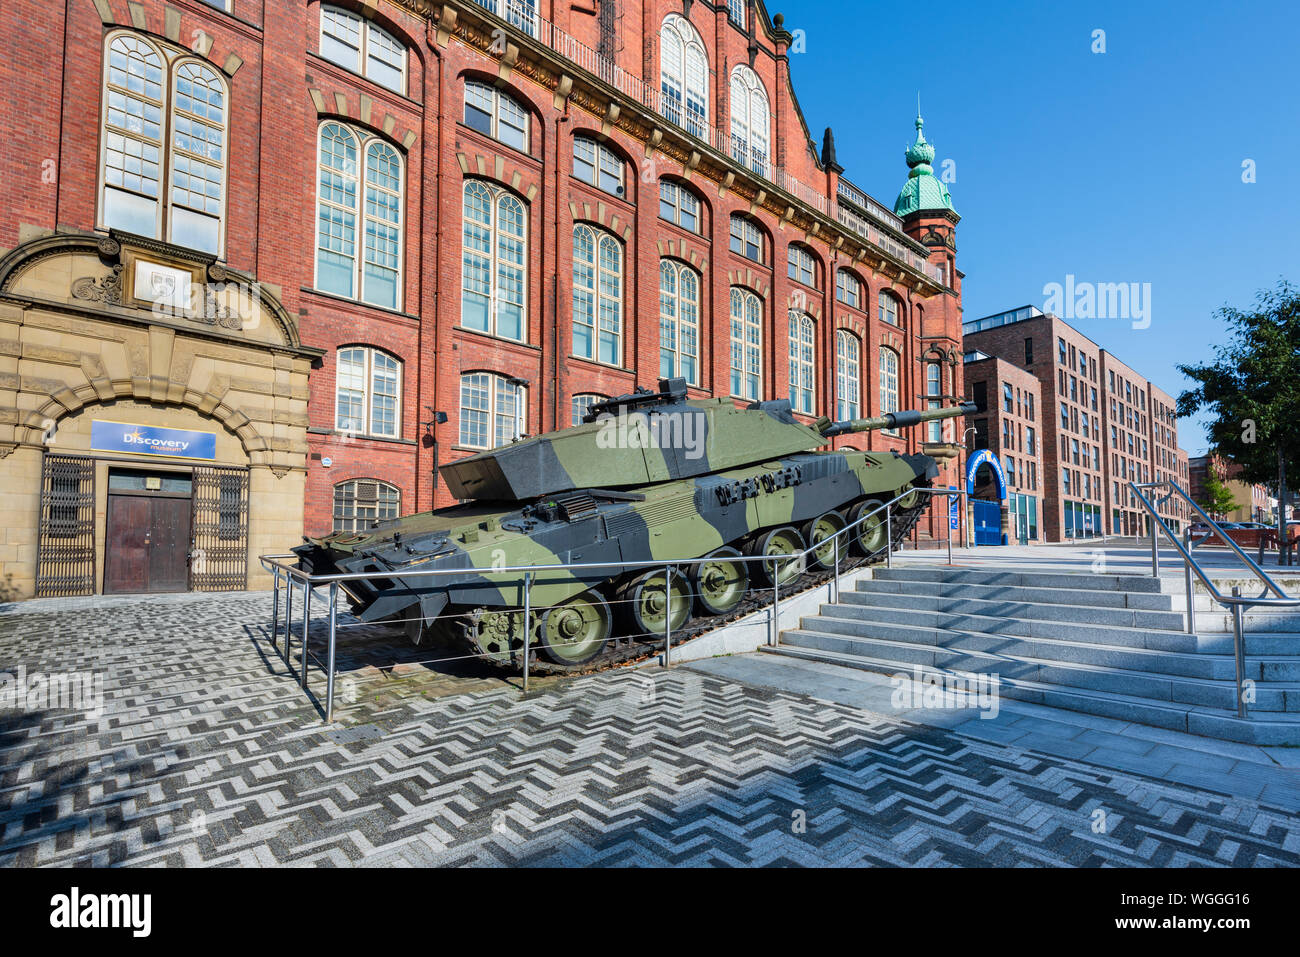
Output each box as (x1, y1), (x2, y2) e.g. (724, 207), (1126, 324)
(1177, 280), (1300, 561)
(1196, 467), (1239, 520)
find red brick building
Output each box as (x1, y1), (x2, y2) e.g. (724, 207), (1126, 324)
(962, 352), (1042, 541)
(0, 0), (966, 597)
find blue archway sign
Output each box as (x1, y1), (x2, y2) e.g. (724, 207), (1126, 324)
(965, 448), (1008, 500)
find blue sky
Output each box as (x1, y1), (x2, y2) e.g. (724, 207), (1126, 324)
(782, 0), (1299, 454)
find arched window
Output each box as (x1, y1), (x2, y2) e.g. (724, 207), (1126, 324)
(571, 393), (607, 426)
(659, 14), (708, 138)
(99, 34), (228, 255)
(788, 312), (815, 414)
(878, 289), (901, 326)
(787, 244), (817, 288)
(464, 80), (529, 152)
(729, 287), (763, 400)
(573, 136), (626, 197)
(333, 479), (400, 533)
(320, 5), (407, 93)
(925, 361), (943, 442)
(835, 270), (862, 310)
(459, 372), (527, 449)
(729, 64), (770, 175)
(572, 223), (623, 365)
(335, 346), (401, 438)
(879, 347), (900, 434)
(658, 180), (700, 233)
(461, 180), (526, 341)
(729, 214), (763, 263)
(659, 260), (700, 384)
(836, 331), (860, 421)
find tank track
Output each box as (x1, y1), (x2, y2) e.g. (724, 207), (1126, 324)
(433, 495), (932, 678)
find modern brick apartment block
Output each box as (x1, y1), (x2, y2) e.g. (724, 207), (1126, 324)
(1189, 454), (1272, 524)
(0, 0), (966, 598)
(962, 352), (1043, 541)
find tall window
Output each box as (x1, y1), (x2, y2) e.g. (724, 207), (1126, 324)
(878, 290), (900, 326)
(572, 393), (607, 427)
(659, 180), (700, 233)
(659, 14), (708, 138)
(464, 80), (529, 152)
(315, 123), (403, 309)
(99, 34), (228, 255)
(659, 260), (700, 384)
(836, 331), (860, 421)
(572, 224), (623, 365)
(573, 136), (625, 197)
(926, 362), (943, 441)
(836, 270), (862, 309)
(729, 287), (763, 400)
(879, 347), (900, 433)
(335, 346), (401, 438)
(320, 6), (406, 93)
(333, 479), (400, 533)
(727, 0), (746, 29)
(788, 312), (815, 414)
(461, 181), (526, 340)
(460, 372), (526, 449)
(729, 65), (770, 175)
(730, 215), (763, 262)
(787, 245), (817, 288)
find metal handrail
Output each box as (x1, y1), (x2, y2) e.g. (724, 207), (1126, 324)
(1129, 479), (1300, 719)
(260, 484), (969, 721)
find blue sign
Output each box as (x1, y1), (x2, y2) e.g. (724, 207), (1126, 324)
(948, 485), (960, 529)
(91, 420), (217, 460)
(965, 448), (1008, 499)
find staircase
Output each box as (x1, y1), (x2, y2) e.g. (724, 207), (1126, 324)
(766, 565), (1300, 745)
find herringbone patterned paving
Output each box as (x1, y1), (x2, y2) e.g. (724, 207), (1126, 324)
(0, 595), (1297, 866)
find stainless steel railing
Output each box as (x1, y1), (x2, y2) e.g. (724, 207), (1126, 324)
(259, 485), (969, 722)
(1129, 479), (1300, 718)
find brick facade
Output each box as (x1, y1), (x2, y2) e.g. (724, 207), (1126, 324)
(962, 355), (1042, 539)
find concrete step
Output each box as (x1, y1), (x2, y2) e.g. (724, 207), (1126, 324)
(853, 576), (1178, 611)
(844, 587), (1186, 631)
(1198, 632), (1300, 656)
(782, 624), (1300, 713)
(871, 565), (1167, 593)
(762, 645), (1300, 746)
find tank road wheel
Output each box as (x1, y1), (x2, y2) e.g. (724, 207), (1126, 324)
(895, 484), (922, 510)
(691, 547), (750, 616)
(848, 500), (889, 556)
(747, 526), (806, 588)
(620, 568), (692, 639)
(539, 590), (613, 667)
(472, 608), (533, 664)
(801, 511), (847, 571)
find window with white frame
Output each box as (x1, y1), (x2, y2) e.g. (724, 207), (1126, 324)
(315, 122), (403, 309)
(333, 478), (400, 533)
(571, 393), (607, 426)
(730, 215), (762, 262)
(99, 34), (229, 255)
(658, 180), (700, 233)
(461, 180), (526, 340)
(835, 270), (862, 309)
(788, 312), (815, 414)
(659, 260), (700, 384)
(926, 361), (943, 441)
(729, 64), (770, 175)
(320, 6), (406, 93)
(334, 346), (401, 438)
(572, 224), (623, 366)
(464, 80), (529, 152)
(879, 347), (900, 433)
(573, 136), (625, 197)
(729, 287), (763, 400)
(878, 290), (900, 326)
(471, 0), (539, 36)
(659, 14), (708, 139)
(787, 244), (817, 288)
(836, 330), (860, 421)
(459, 372), (526, 449)
(727, 0), (746, 29)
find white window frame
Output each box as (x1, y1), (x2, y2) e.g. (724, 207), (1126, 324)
(658, 260), (700, 385)
(729, 64), (770, 176)
(659, 14), (709, 139)
(878, 289), (901, 326)
(571, 223), (624, 366)
(658, 180), (700, 233)
(926, 362), (943, 441)
(571, 392), (607, 427)
(459, 372), (527, 450)
(315, 122), (404, 310)
(730, 215), (762, 262)
(727, 0), (746, 29)
(464, 80), (529, 152)
(333, 478), (401, 533)
(320, 5), (407, 94)
(730, 287), (763, 401)
(334, 346), (402, 438)
(879, 346), (900, 434)
(787, 244), (817, 288)
(836, 269), (862, 309)
(788, 311), (815, 414)
(460, 180), (528, 341)
(573, 136), (625, 198)
(836, 330), (860, 421)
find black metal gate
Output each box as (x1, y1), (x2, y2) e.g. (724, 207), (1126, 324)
(189, 466), (249, 591)
(36, 454), (97, 597)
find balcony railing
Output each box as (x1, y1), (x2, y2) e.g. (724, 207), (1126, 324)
(467, 0), (944, 285)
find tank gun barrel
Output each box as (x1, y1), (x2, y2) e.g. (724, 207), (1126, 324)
(822, 401), (977, 438)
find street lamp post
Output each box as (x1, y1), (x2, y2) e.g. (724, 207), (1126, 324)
(962, 426), (978, 548)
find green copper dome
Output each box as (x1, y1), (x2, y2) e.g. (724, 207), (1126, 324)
(893, 114), (955, 217)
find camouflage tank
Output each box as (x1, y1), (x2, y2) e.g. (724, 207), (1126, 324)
(293, 378), (975, 672)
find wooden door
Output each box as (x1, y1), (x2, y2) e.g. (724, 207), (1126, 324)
(148, 496), (191, 592)
(104, 493), (192, 593)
